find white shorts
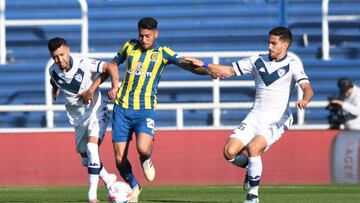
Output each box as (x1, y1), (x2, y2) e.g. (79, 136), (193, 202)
(229, 113), (293, 151)
(74, 108), (109, 154)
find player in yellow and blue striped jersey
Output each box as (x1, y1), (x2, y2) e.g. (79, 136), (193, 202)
(110, 17), (210, 202)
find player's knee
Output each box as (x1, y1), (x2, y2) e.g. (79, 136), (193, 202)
(137, 144), (151, 157)
(223, 145), (237, 160)
(115, 154), (127, 166)
(247, 143), (261, 157)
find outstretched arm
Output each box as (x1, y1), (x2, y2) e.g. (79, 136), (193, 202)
(183, 56), (236, 78)
(295, 82), (313, 110)
(175, 57), (209, 75)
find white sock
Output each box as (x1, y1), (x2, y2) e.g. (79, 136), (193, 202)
(99, 166), (114, 189)
(87, 143), (101, 200)
(88, 174), (99, 200)
(87, 143), (100, 165)
(248, 156), (262, 197)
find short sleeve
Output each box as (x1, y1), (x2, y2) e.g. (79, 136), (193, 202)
(83, 58), (105, 73)
(113, 41), (131, 65)
(232, 56), (255, 76)
(162, 47), (180, 65)
(292, 60), (309, 85)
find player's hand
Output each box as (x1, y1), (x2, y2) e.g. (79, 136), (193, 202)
(79, 90), (94, 105)
(330, 99), (343, 106)
(183, 56), (204, 67)
(107, 87), (118, 100)
(295, 99), (309, 110)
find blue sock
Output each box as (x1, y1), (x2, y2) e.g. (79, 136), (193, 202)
(116, 159), (139, 188)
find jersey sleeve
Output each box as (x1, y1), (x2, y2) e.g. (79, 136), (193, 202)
(162, 47), (180, 65)
(232, 56), (256, 76)
(113, 41), (131, 65)
(292, 60), (309, 85)
(83, 58), (105, 73)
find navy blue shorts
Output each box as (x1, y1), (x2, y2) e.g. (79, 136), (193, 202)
(112, 104), (156, 142)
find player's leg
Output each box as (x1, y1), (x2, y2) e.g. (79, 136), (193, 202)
(113, 141), (141, 203)
(112, 105), (140, 203)
(225, 121), (256, 193)
(93, 110), (117, 190)
(137, 132), (155, 182)
(242, 135), (267, 203)
(75, 126), (101, 203)
(134, 109), (156, 182)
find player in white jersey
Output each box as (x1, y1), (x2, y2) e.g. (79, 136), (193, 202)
(187, 27), (313, 203)
(48, 37), (119, 203)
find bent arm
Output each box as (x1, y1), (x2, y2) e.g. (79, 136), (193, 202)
(50, 79), (60, 101)
(296, 82), (313, 109)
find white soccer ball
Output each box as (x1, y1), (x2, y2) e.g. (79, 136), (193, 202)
(108, 181), (132, 203)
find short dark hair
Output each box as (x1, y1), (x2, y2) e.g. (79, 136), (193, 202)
(138, 17), (158, 30)
(337, 77), (353, 94)
(269, 26), (292, 45)
(48, 37), (68, 52)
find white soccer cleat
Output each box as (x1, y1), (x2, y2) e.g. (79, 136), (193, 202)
(129, 185), (142, 203)
(141, 158), (155, 182)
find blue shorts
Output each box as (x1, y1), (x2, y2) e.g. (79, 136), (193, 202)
(112, 104), (156, 143)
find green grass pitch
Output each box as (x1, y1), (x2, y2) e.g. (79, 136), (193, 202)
(0, 185), (359, 203)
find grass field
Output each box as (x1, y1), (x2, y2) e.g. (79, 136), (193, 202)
(1, 185), (359, 203)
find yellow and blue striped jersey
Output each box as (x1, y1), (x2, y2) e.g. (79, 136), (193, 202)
(114, 39), (180, 110)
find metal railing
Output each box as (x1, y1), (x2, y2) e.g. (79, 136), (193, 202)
(0, 51), (329, 130)
(322, 0), (360, 60)
(0, 0), (88, 65)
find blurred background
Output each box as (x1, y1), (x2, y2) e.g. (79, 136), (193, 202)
(0, 0), (360, 187)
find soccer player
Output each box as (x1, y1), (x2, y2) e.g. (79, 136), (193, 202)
(48, 37), (119, 203)
(186, 26), (314, 203)
(89, 17), (209, 203)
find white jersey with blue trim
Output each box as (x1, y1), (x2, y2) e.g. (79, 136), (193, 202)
(49, 55), (106, 126)
(232, 53), (309, 127)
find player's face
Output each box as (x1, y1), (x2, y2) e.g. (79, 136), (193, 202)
(268, 35), (289, 61)
(138, 28), (158, 50)
(50, 45), (70, 71)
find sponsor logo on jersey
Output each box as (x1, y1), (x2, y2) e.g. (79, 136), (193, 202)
(127, 62), (152, 77)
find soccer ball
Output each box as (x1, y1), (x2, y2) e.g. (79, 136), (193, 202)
(108, 181), (132, 203)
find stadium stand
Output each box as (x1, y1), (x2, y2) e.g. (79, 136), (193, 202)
(0, 0), (359, 128)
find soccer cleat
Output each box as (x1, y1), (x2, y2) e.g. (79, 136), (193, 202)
(129, 185), (142, 203)
(243, 172), (250, 191)
(88, 199), (100, 203)
(141, 158), (155, 182)
(242, 193), (259, 203)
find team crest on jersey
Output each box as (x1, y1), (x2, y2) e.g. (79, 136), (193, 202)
(150, 52), (158, 61)
(277, 68), (286, 77)
(57, 79), (64, 84)
(74, 73), (83, 82)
